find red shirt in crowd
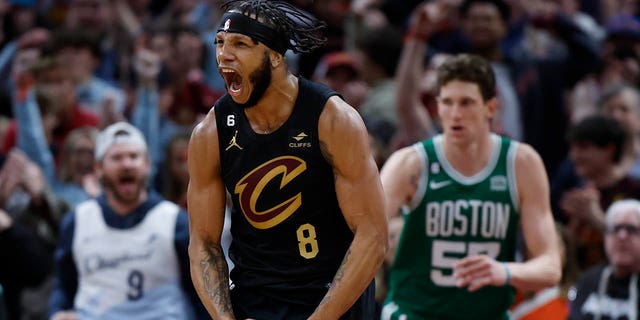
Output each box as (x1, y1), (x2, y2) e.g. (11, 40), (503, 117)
(1, 104), (99, 159)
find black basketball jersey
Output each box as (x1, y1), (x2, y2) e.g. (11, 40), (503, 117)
(214, 77), (354, 306)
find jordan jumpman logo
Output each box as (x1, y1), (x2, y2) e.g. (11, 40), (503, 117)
(226, 130), (243, 151)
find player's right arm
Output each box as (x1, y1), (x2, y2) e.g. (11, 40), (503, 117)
(380, 146), (423, 220)
(187, 110), (234, 320)
(379, 146), (423, 265)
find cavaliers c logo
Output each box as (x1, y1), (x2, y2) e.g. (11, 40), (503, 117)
(234, 156), (307, 229)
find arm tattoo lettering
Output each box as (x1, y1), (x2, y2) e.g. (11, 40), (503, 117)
(200, 242), (233, 315)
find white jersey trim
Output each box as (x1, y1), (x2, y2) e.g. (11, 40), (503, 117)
(408, 142), (429, 212)
(433, 134), (502, 185)
(507, 140), (520, 211)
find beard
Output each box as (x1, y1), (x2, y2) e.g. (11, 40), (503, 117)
(101, 173), (148, 206)
(236, 53), (272, 109)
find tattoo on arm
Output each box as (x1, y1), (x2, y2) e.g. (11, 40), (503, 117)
(408, 170), (420, 204)
(319, 140), (334, 167)
(333, 248), (351, 284)
(410, 170), (419, 190)
(316, 248), (352, 310)
(200, 242), (233, 315)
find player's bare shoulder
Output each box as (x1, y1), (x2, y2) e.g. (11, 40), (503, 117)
(318, 96), (370, 165)
(189, 109), (220, 170)
(381, 145), (424, 182)
(513, 142), (545, 172)
(512, 141), (549, 200)
(190, 109), (218, 147)
(319, 96), (366, 134)
(380, 144), (425, 218)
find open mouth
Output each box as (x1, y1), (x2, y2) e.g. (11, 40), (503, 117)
(117, 175), (137, 191)
(221, 68), (243, 96)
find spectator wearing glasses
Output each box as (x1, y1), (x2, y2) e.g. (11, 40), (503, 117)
(569, 199), (640, 320)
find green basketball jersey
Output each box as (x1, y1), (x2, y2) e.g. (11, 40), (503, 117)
(383, 134), (520, 320)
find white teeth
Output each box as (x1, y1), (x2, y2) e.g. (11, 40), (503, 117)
(221, 68), (235, 73)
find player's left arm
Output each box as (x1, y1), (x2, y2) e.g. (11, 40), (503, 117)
(454, 144), (561, 292)
(309, 96), (388, 320)
(506, 144), (562, 290)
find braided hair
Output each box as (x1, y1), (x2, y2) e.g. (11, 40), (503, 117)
(220, 0), (327, 54)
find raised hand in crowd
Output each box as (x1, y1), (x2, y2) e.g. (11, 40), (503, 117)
(407, 0), (455, 41)
(391, 1), (450, 149)
(560, 183), (605, 233)
(132, 47), (162, 88)
(0, 149), (46, 207)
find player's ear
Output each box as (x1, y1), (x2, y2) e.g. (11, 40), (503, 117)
(270, 51), (283, 68)
(486, 97), (498, 118)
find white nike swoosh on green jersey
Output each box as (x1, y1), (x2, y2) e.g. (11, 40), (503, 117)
(429, 180), (452, 190)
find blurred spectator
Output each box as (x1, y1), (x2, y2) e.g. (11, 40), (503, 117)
(127, 33), (181, 178)
(353, 24), (403, 149)
(50, 28), (127, 122)
(601, 0), (639, 25)
(456, 0), (600, 177)
(0, 150), (68, 320)
(48, 121), (206, 319)
(569, 199), (640, 320)
(65, 0), (125, 83)
(390, 1), (452, 149)
(154, 129), (190, 209)
(0, 207), (52, 320)
(293, 0), (351, 78)
(313, 49), (398, 166)
(165, 24), (221, 127)
(458, 0), (524, 141)
(602, 15), (640, 86)
(562, 0), (605, 42)
(1, 0), (39, 44)
(349, 0), (389, 29)
(312, 51), (368, 111)
(113, 0), (154, 39)
(552, 115), (640, 270)
(154, 0), (201, 29)
(57, 127), (101, 198)
(2, 56), (101, 208)
(0, 149), (66, 248)
(598, 84), (640, 179)
(126, 27), (174, 116)
(0, 0), (40, 79)
(1, 57), (99, 160)
(569, 13), (640, 125)
(0, 27), (50, 117)
(64, 0), (115, 48)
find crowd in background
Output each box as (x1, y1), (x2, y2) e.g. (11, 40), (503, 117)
(0, 0), (639, 319)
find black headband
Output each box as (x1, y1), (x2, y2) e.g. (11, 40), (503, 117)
(217, 12), (290, 55)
